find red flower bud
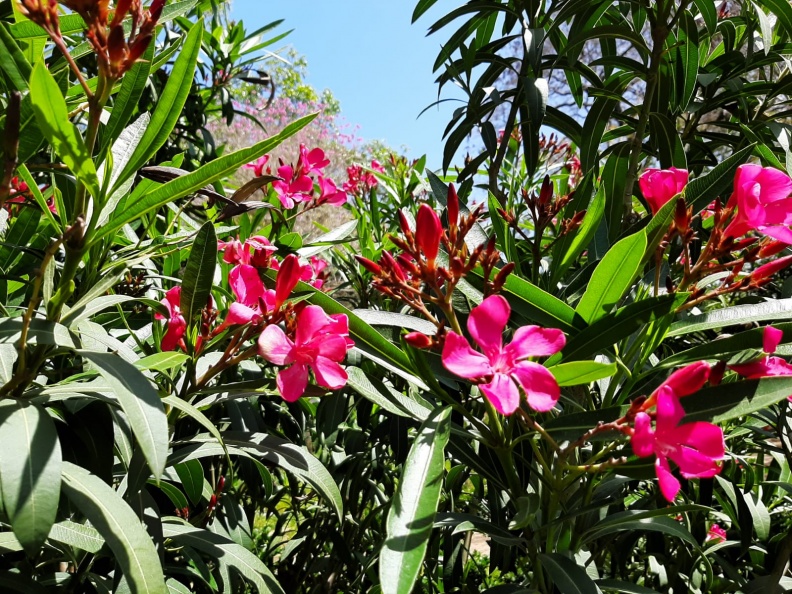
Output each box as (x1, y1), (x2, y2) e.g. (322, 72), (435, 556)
(275, 254), (301, 309)
(752, 254), (792, 281)
(355, 255), (382, 276)
(539, 175), (552, 206)
(381, 251), (406, 282)
(111, 0), (132, 27)
(674, 197), (689, 233)
(398, 209), (412, 237)
(416, 204), (442, 263)
(149, 0), (165, 22)
(404, 331), (432, 349)
(709, 361), (726, 387)
(447, 184), (459, 227)
(217, 475), (226, 493)
(758, 240), (789, 259)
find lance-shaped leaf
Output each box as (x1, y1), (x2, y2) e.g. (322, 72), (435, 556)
(62, 462), (167, 594)
(180, 221), (217, 331)
(380, 407), (451, 594)
(0, 401), (61, 556)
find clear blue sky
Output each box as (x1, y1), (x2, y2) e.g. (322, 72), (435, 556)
(231, 0), (464, 168)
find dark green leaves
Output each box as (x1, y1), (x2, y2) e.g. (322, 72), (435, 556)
(180, 222), (217, 332)
(29, 61), (99, 197)
(687, 145), (755, 213)
(62, 462), (167, 594)
(683, 377), (792, 423)
(79, 351), (168, 480)
(0, 401), (61, 556)
(380, 407), (451, 594)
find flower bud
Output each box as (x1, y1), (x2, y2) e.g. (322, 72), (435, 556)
(398, 209), (412, 237)
(709, 360), (726, 387)
(275, 254), (301, 309)
(758, 240), (789, 259)
(447, 183), (459, 228)
(416, 204), (442, 264)
(673, 197), (689, 233)
(751, 254), (792, 281)
(539, 174), (552, 206)
(404, 331), (432, 349)
(638, 167), (689, 215)
(355, 256), (382, 276)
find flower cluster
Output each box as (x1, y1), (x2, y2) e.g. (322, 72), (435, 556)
(343, 160), (384, 197)
(640, 164), (792, 306)
(730, 326), (792, 385)
(245, 144), (347, 209)
(155, 235), (349, 402)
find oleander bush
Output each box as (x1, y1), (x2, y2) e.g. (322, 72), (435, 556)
(2, 0), (792, 593)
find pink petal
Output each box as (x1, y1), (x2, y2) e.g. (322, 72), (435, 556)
(657, 361), (711, 398)
(257, 324), (294, 366)
(755, 166), (792, 203)
(632, 412), (655, 458)
(669, 422), (726, 460)
(441, 332), (493, 380)
(479, 373), (521, 415)
(511, 361), (560, 412)
(277, 363), (309, 402)
(731, 356), (792, 378)
(229, 264), (264, 307)
(275, 254), (301, 309)
(161, 315), (186, 351)
(764, 326), (784, 354)
(468, 295), (510, 354)
(759, 225), (792, 244)
(224, 302), (261, 326)
(311, 356), (348, 390)
(314, 334), (349, 362)
(507, 325), (566, 359)
(656, 455), (681, 502)
(655, 386), (686, 432)
(295, 305), (333, 344)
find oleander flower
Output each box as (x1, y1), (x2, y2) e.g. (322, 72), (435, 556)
(638, 167), (689, 215)
(724, 164), (792, 243)
(442, 295), (565, 415)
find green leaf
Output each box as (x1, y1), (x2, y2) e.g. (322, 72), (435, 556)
(29, 61), (99, 197)
(61, 295), (135, 328)
(555, 294), (687, 364)
(91, 113), (316, 246)
(687, 145), (755, 213)
(0, 205), (41, 270)
(174, 460), (204, 506)
(763, 0), (792, 37)
(61, 462), (167, 594)
(0, 22), (31, 91)
(596, 579), (659, 594)
(0, 401), (61, 556)
(102, 41), (155, 148)
(549, 361), (618, 386)
(649, 113), (686, 169)
(0, 318), (77, 349)
(582, 510), (700, 547)
(576, 231), (647, 324)
(16, 164), (60, 231)
(110, 21), (203, 193)
(49, 520), (104, 554)
(0, 572), (49, 594)
(181, 221), (217, 330)
(668, 299), (792, 337)
(676, 11), (699, 111)
(600, 144), (630, 245)
(78, 351), (168, 480)
(539, 553), (601, 594)
(380, 407), (451, 594)
(551, 185), (606, 284)
(223, 432), (343, 519)
(683, 377), (792, 423)
(163, 522), (284, 594)
(413, 0), (440, 22)
(346, 366), (432, 420)
(136, 352), (190, 372)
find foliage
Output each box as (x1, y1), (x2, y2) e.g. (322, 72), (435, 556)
(1, 0), (792, 593)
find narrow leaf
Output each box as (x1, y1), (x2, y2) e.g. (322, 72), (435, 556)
(180, 221), (217, 330)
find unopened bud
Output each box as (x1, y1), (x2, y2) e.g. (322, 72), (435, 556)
(673, 197), (689, 233)
(217, 475), (226, 493)
(539, 175), (552, 206)
(404, 331), (432, 349)
(709, 361), (726, 387)
(752, 254), (792, 281)
(355, 255), (382, 276)
(733, 237), (759, 251)
(758, 240), (789, 259)
(447, 184), (459, 227)
(493, 262), (515, 290)
(416, 204), (442, 264)
(398, 209), (412, 237)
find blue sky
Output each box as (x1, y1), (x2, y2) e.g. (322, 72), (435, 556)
(231, 0), (464, 168)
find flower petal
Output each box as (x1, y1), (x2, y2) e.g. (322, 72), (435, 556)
(507, 325), (566, 359)
(656, 455), (681, 502)
(229, 264), (264, 307)
(764, 326), (784, 354)
(479, 373), (521, 415)
(655, 385), (686, 432)
(257, 324), (294, 365)
(277, 363), (309, 402)
(295, 305), (333, 344)
(755, 166), (792, 203)
(441, 332), (493, 380)
(315, 334), (349, 362)
(161, 315), (186, 352)
(468, 294), (510, 353)
(657, 361), (710, 398)
(511, 361), (560, 412)
(223, 302), (261, 326)
(632, 412), (655, 458)
(311, 356), (348, 390)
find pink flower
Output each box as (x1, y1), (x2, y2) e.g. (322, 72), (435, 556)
(245, 155), (270, 177)
(218, 235), (277, 268)
(155, 286), (187, 351)
(632, 386), (725, 502)
(343, 164), (378, 196)
(638, 167), (689, 215)
(258, 305), (353, 402)
(272, 165), (314, 209)
(371, 159), (385, 173)
(730, 326), (792, 387)
(316, 177), (347, 206)
(642, 361), (711, 410)
(706, 524), (727, 543)
(441, 295), (566, 415)
(298, 144), (330, 176)
(724, 164), (792, 243)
